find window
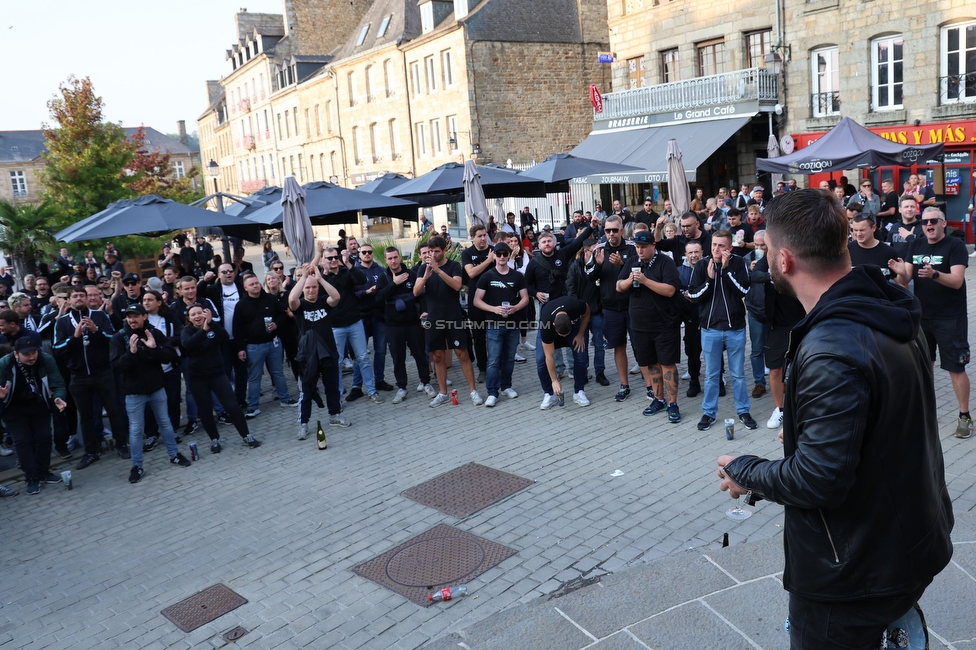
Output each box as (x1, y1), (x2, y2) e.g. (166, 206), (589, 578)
(431, 118), (443, 155)
(872, 35), (904, 110)
(315, 104), (322, 135)
(348, 71), (358, 106)
(289, 155), (295, 176)
(745, 30), (772, 69)
(447, 115), (458, 152)
(174, 161), (185, 179)
(378, 14), (392, 37)
(370, 122), (379, 162)
(365, 65), (374, 101)
(356, 24), (370, 46)
(661, 49), (679, 83)
(410, 61), (422, 97)
(293, 108), (299, 136)
(455, 0), (468, 18)
(425, 56), (437, 93)
(811, 47), (841, 117)
(260, 155), (267, 179)
(697, 39), (727, 76)
(326, 101), (334, 132)
(416, 122), (427, 157)
(942, 21), (976, 104)
(283, 112), (290, 138)
(441, 50), (454, 87)
(389, 118), (401, 159)
(9, 171), (27, 198)
(352, 126), (362, 164)
(384, 59), (395, 97)
(297, 154), (304, 182)
(304, 108), (311, 135)
(421, 2), (434, 33)
(627, 56), (645, 89)
(330, 151), (338, 177)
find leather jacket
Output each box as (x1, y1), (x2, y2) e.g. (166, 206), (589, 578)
(725, 266), (953, 601)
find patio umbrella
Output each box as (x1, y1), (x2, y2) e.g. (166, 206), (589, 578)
(280, 176), (315, 265)
(358, 173), (455, 208)
(55, 194), (261, 243)
(224, 186), (281, 218)
(766, 135), (784, 187)
(520, 153), (642, 184)
(388, 162), (547, 203)
(463, 160), (489, 229)
(666, 139), (691, 216)
(243, 181), (419, 225)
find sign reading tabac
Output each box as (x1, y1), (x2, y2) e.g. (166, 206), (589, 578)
(796, 120), (976, 150)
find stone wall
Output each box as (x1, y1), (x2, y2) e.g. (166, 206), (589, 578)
(289, 0), (375, 56)
(0, 160), (45, 205)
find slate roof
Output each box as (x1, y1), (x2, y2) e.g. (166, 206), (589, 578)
(462, 0), (582, 43)
(0, 127), (196, 164)
(332, 0), (422, 61)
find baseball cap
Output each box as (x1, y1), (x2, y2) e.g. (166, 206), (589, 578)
(632, 231), (654, 245)
(493, 242), (512, 255)
(122, 304), (147, 316)
(122, 273), (140, 282)
(752, 185), (764, 193)
(14, 337), (40, 353)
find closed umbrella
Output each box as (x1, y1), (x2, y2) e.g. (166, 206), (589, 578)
(766, 135), (784, 187)
(463, 160), (489, 229)
(280, 176), (315, 265)
(666, 139), (691, 216)
(493, 198), (505, 224)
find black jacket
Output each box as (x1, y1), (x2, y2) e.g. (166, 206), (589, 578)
(566, 258), (601, 315)
(524, 224), (594, 300)
(585, 241), (637, 312)
(324, 266), (366, 328)
(375, 266), (421, 325)
(724, 267), (953, 601)
(52, 309), (116, 376)
(232, 290), (285, 351)
(181, 323), (228, 379)
(687, 254), (750, 330)
(109, 324), (176, 395)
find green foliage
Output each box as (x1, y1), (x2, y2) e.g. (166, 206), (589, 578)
(0, 198), (59, 282)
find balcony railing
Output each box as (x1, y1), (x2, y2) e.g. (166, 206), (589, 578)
(940, 73), (976, 104)
(811, 91), (841, 117)
(596, 67), (779, 120)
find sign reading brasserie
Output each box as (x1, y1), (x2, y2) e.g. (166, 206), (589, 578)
(592, 100), (760, 132)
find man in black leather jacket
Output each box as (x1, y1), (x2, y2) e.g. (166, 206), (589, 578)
(717, 189), (953, 649)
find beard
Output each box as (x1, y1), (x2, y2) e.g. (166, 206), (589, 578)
(769, 260), (797, 299)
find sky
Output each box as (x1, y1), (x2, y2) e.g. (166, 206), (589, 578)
(0, 0), (284, 135)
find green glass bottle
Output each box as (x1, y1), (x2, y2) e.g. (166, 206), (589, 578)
(316, 420), (327, 450)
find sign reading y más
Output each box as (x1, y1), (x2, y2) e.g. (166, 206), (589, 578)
(796, 120), (976, 150)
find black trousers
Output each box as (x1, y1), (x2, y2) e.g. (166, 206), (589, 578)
(69, 368), (128, 454)
(387, 322), (430, 389)
(5, 407), (52, 481)
(683, 319), (702, 380)
(188, 374), (249, 441)
(221, 341), (248, 404)
(300, 359), (342, 422)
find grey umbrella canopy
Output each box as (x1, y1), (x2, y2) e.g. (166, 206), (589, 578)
(666, 140), (691, 216)
(55, 194), (260, 243)
(520, 153), (642, 183)
(388, 162), (546, 203)
(757, 116), (945, 174)
(280, 176), (315, 265)
(243, 181), (419, 225)
(463, 160), (489, 229)
(358, 173), (454, 207)
(224, 186), (281, 218)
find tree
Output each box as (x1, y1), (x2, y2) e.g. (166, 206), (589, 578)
(0, 199), (59, 289)
(126, 127), (204, 205)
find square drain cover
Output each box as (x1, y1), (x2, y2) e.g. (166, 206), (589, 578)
(161, 584), (248, 633)
(401, 462), (533, 517)
(352, 524), (517, 606)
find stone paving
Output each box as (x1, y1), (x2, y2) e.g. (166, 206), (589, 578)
(2, 254), (975, 649)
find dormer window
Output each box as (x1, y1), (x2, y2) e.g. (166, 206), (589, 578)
(378, 14), (392, 37)
(421, 2), (434, 33)
(454, 0), (468, 19)
(356, 24), (370, 46)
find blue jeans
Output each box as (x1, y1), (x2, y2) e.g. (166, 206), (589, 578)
(246, 340), (292, 409)
(535, 324), (588, 395)
(333, 321), (375, 395)
(354, 316), (387, 385)
(748, 314), (767, 387)
(126, 388), (179, 468)
(700, 328), (750, 417)
(486, 326), (519, 396)
(584, 312), (606, 375)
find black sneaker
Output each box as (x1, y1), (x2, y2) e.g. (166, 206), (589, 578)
(643, 398), (667, 416)
(217, 413), (232, 425)
(143, 436), (158, 452)
(646, 386), (656, 400)
(27, 479), (40, 495)
(375, 380), (396, 392)
(77, 453), (100, 470)
(686, 380), (701, 398)
(170, 453), (191, 467)
(738, 412), (759, 430)
(55, 446), (73, 459)
(346, 387), (364, 402)
(242, 435), (262, 448)
(697, 415), (716, 431)
(116, 444), (130, 459)
(245, 407), (261, 419)
(40, 472), (63, 484)
(667, 402), (681, 423)
(211, 439), (222, 454)
(128, 466), (144, 484)
(595, 372), (610, 386)
(183, 419), (199, 436)
(614, 385), (631, 402)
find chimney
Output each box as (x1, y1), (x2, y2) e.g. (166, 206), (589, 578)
(177, 121), (188, 146)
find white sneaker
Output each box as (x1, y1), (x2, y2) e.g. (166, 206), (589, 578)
(629, 363), (641, 375)
(573, 390), (590, 407)
(767, 407), (783, 429)
(502, 388), (519, 399)
(521, 341), (535, 351)
(446, 378), (453, 386)
(297, 423), (308, 440)
(417, 382), (426, 392)
(540, 393), (556, 410)
(681, 371), (690, 380)
(392, 388), (408, 404)
(485, 395), (497, 407)
(423, 384), (437, 398)
(470, 390), (484, 406)
(0, 445), (12, 457)
(429, 393), (451, 408)
(514, 353), (527, 363)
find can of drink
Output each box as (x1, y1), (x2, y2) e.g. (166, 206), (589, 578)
(556, 392), (564, 406)
(61, 470), (72, 490)
(450, 389), (459, 405)
(724, 418), (735, 441)
(189, 441), (199, 461)
(264, 316), (273, 331)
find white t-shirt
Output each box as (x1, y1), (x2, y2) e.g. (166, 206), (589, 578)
(221, 284), (240, 339)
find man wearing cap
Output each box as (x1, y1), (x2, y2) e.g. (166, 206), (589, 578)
(473, 241), (530, 407)
(110, 304), (193, 484)
(194, 235), (214, 276)
(634, 198), (660, 229)
(53, 286), (129, 467)
(616, 230), (683, 422)
(0, 338), (68, 495)
(750, 186), (766, 212)
(111, 273), (144, 330)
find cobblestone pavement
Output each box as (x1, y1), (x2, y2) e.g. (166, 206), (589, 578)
(2, 255), (975, 649)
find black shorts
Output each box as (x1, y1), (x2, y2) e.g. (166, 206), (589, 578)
(764, 326), (791, 370)
(603, 309), (630, 348)
(631, 328), (681, 367)
(922, 316), (970, 373)
(424, 320), (470, 351)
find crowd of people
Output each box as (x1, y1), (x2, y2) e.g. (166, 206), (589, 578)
(0, 173), (970, 498)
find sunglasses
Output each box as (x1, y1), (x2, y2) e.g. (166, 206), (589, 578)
(272, 266), (284, 270)
(495, 251), (510, 257)
(219, 269), (235, 274)
(122, 280), (139, 286)
(360, 250), (374, 254)
(604, 228), (620, 233)
(921, 218), (942, 226)
(324, 256), (339, 261)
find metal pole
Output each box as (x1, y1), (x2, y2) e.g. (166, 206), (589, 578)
(214, 179), (232, 262)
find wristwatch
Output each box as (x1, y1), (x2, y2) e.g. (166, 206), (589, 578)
(932, 271), (940, 280)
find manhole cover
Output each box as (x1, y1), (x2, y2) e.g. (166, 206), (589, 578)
(161, 584), (248, 633)
(352, 524), (517, 606)
(400, 462), (533, 517)
(223, 626), (248, 641)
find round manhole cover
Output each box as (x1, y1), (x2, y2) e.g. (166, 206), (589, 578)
(385, 536), (486, 587)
